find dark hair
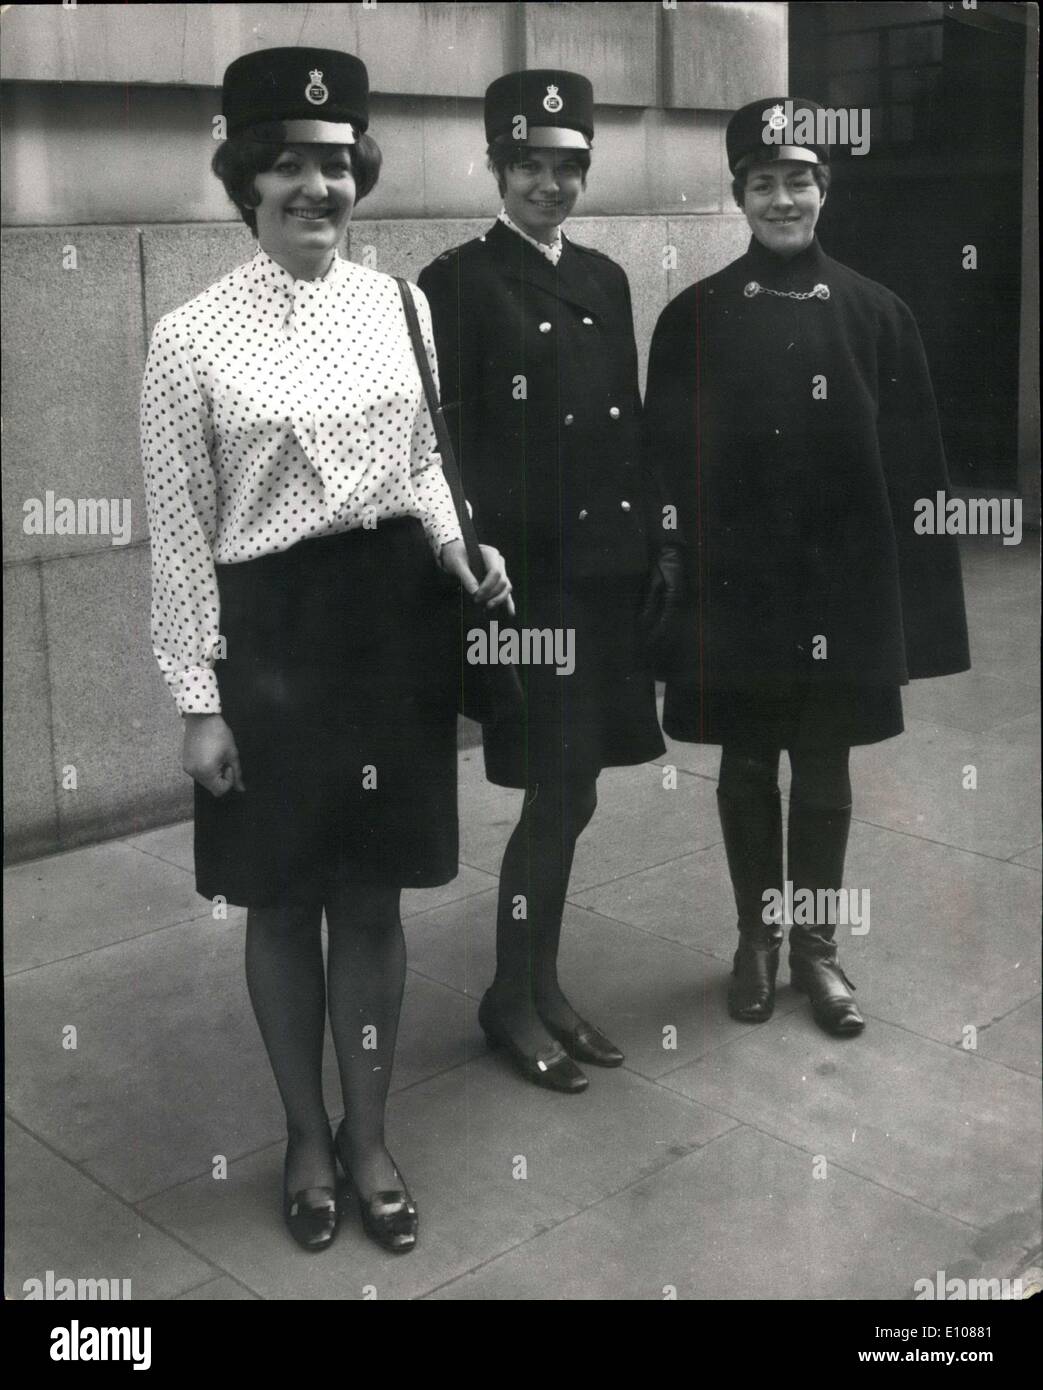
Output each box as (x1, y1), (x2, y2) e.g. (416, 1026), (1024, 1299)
(211, 123), (382, 234)
(485, 137), (591, 196)
(731, 161), (830, 209)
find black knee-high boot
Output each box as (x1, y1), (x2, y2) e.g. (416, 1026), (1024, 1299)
(787, 801), (864, 1036)
(717, 787), (784, 1022)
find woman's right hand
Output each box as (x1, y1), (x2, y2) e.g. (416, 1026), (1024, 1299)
(440, 539), (515, 616)
(182, 713), (245, 796)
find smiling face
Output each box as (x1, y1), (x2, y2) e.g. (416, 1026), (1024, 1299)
(501, 149), (585, 243)
(252, 144), (356, 278)
(740, 160), (825, 258)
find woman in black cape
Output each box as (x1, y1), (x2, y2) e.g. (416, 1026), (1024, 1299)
(643, 98), (970, 1037)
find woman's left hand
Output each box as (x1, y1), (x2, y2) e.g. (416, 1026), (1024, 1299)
(640, 543), (690, 670)
(440, 539), (515, 617)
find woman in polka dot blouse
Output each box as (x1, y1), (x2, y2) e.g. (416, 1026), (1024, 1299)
(140, 47), (511, 1256)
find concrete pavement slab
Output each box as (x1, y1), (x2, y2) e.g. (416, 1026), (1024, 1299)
(651, 735), (724, 780)
(968, 654), (1040, 692)
(5, 914), (297, 1202)
(392, 971), (483, 1093)
(175, 1276), (259, 1300)
(849, 718), (1040, 862)
(577, 760), (724, 891)
(571, 839), (747, 957)
(403, 886), (499, 999)
(658, 1014), (1042, 1233)
(964, 627), (1041, 689)
(987, 712), (1041, 751)
(124, 820), (194, 873)
(140, 1055), (734, 1300)
(903, 670), (1038, 736)
(1010, 843), (1042, 871)
(425, 1124), (986, 1301)
(403, 869), (500, 920)
(4, 913), (481, 1202)
(958, 533), (1039, 594)
(958, 537), (1040, 686)
(4, 838), (209, 974)
(961, 623), (1040, 688)
(4, 1122), (211, 1301)
(841, 823), (1041, 1044)
(959, 592), (1038, 681)
(977, 998), (1042, 1079)
(457, 752), (722, 892)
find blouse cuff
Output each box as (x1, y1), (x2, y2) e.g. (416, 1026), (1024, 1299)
(174, 666), (223, 716)
(428, 511), (464, 560)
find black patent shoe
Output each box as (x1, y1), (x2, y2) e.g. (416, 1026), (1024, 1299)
(478, 991), (589, 1093)
(282, 1148), (339, 1253)
(541, 1012), (625, 1067)
(728, 928), (782, 1023)
(790, 956), (865, 1036)
(333, 1122), (418, 1255)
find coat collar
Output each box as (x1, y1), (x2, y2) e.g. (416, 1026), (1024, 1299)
(742, 234), (829, 290)
(497, 208), (562, 264)
(484, 218), (612, 318)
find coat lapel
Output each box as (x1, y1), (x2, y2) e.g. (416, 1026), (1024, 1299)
(487, 219), (613, 318)
(556, 237), (616, 320)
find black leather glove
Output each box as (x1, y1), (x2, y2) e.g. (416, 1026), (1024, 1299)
(639, 544), (689, 670)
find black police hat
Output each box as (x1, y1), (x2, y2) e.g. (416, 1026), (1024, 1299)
(726, 97), (830, 174)
(222, 47), (368, 143)
(484, 69), (594, 149)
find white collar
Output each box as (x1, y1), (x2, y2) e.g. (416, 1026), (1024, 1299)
(245, 247), (349, 326)
(498, 209), (563, 265)
(249, 246), (347, 294)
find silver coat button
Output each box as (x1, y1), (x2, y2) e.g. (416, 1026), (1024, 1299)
(564, 413), (574, 425)
(578, 509), (589, 520)
(539, 321), (552, 334)
(620, 500), (632, 513)
(609, 406), (621, 419)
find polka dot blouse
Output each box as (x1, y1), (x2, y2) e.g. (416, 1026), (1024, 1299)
(140, 248), (463, 715)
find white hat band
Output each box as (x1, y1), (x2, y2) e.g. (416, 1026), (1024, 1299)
(280, 119), (358, 144)
(523, 126), (591, 149)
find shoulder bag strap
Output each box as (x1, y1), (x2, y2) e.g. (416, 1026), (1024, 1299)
(395, 277), (486, 580)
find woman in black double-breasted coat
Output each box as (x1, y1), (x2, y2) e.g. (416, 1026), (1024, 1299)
(419, 69), (666, 1092)
(643, 98), (970, 1037)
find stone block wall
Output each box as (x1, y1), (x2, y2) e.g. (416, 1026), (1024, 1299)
(2, 2), (782, 859)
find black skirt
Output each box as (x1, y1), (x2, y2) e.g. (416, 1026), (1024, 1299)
(194, 520), (459, 907)
(662, 679), (904, 749)
(482, 575), (666, 789)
